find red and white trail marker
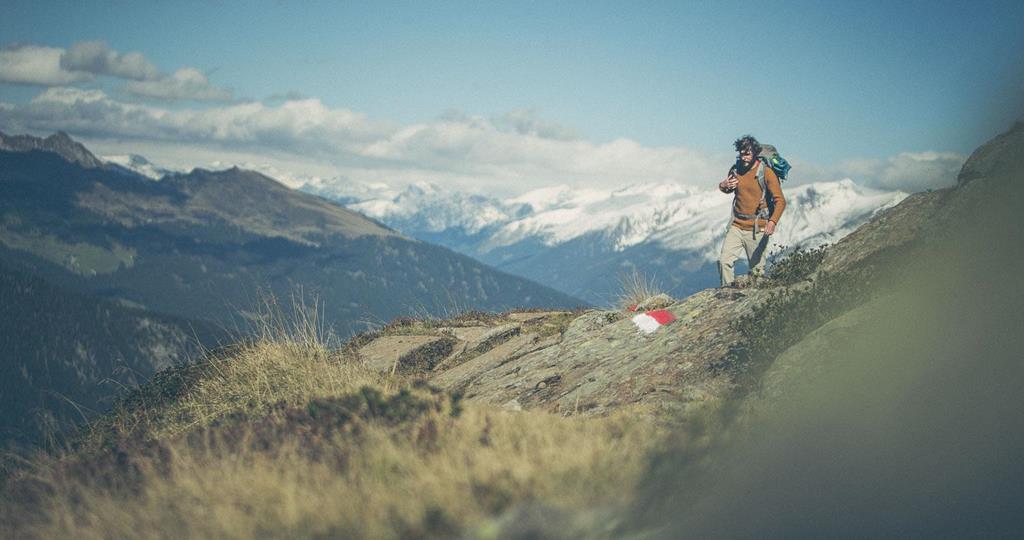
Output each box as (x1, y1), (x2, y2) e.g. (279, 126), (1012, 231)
(631, 309), (677, 334)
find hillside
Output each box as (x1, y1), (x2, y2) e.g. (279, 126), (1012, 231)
(0, 133), (584, 335)
(0, 132), (585, 447)
(1, 123), (1021, 538)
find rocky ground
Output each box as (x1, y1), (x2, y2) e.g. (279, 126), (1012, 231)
(352, 284), (791, 420)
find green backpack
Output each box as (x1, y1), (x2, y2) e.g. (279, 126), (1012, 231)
(758, 144), (791, 182)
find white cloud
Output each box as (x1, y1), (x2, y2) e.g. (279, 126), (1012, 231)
(837, 151), (964, 192)
(1, 88), (390, 160)
(0, 86), (959, 198)
(125, 67), (233, 101)
(360, 114), (724, 190)
(1, 41), (232, 103)
(0, 88), (719, 191)
(491, 109), (578, 140)
(0, 44), (90, 86)
(59, 41), (160, 81)
(31, 87), (110, 105)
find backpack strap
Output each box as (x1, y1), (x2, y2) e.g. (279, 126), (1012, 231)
(755, 158), (768, 197)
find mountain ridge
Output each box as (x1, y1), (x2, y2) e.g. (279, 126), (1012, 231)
(0, 131), (587, 447)
(306, 177), (909, 304)
(0, 130), (104, 169)
(0, 132), (587, 328)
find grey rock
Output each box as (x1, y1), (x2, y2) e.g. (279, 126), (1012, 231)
(633, 293), (674, 312)
(562, 310), (623, 341)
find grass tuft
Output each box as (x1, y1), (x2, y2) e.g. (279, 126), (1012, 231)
(75, 293), (383, 452)
(616, 269), (663, 310)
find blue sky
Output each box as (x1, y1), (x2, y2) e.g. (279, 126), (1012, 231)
(1, 0), (1022, 194)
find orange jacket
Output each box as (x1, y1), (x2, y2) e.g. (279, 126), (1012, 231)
(722, 161), (786, 231)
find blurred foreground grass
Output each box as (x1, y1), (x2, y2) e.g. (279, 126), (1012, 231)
(1, 302), (666, 539)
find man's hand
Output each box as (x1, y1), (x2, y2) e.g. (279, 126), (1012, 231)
(764, 220), (776, 235)
(720, 173), (738, 192)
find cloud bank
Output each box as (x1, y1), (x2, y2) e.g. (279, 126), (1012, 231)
(0, 44), (90, 86)
(60, 41), (160, 81)
(0, 42), (964, 196)
(0, 41), (231, 102)
(838, 152), (964, 192)
(0, 86), (733, 194)
(124, 68), (232, 101)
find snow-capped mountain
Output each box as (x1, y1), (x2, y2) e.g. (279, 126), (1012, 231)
(95, 149), (907, 305)
(303, 178), (907, 305)
(303, 179), (524, 254)
(103, 154), (179, 180)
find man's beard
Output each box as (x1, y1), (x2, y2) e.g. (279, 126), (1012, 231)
(734, 158), (755, 175)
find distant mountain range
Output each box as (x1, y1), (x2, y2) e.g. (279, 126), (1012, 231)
(100, 136), (912, 304)
(303, 178), (909, 305)
(0, 131), (584, 446)
(0, 132), (583, 326)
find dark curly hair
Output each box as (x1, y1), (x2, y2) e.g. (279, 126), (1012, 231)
(733, 135), (762, 157)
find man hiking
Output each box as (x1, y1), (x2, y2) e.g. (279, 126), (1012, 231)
(717, 135), (786, 287)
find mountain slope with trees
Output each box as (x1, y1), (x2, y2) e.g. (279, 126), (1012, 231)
(0, 259), (221, 447)
(0, 132), (585, 332)
(0, 132), (584, 447)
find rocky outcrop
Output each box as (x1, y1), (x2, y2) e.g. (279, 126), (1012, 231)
(956, 121), (1024, 186)
(353, 287), (774, 417)
(817, 188), (946, 275)
(345, 177), (930, 416)
(428, 288), (770, 416)
(0, 130), (104, 169)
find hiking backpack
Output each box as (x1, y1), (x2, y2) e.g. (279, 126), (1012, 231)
(758, 144), (791, 183)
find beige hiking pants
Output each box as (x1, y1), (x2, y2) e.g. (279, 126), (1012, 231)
(718, 224), (769, 286)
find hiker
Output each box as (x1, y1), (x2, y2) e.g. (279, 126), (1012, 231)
(717, 135), (786, 286)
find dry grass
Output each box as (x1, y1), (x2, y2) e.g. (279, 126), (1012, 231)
(2, 298), (668, 539)
(77, 293), (385, 450)
(5, 401), (663, 539)
(616, 269), (663, 310)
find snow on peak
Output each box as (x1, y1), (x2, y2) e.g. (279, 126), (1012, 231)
(483, 182), (698, 250)
(767, 179), (907, 250)
(305, 176), (908, 264)
(104, 154), (176, 180)
(338, 181), (520, 235)
(507, 184), (576, 212)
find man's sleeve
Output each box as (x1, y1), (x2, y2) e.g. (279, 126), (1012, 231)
(767, 168), (786, 223)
